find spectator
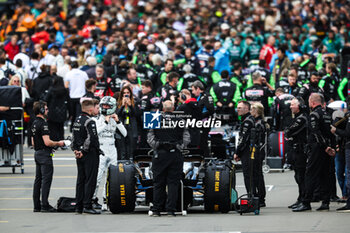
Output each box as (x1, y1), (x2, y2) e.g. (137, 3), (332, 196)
(64, 61), (89, 129)
(45, 76), (69, 144)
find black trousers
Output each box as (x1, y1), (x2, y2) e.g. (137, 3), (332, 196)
(290, 149), (307, 201)
(69, 98), (81, 131)
(200, 128), (210, 157)
(75, 151), (99, 210)
(303, 143), (331, 205)
(33, 150), (53, 209)
(119, 127), (136, 160)
(240, 149), (259, 197)
(257, 151), (266, 202)
(152, 149), (183, 212)
(48, 121), (64, 141)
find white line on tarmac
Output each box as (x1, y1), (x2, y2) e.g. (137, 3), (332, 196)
(24, 164), (76, 168)
(24, 158), (75, 161)
(0, 176), (76, 179)
(0, 198), (53, 200)
(0, 187), (75, 190)
(236, 185), (274, 191)
(0, 221), (9, 223)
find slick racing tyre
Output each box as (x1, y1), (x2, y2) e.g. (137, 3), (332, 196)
(106, 161), (136, 213)
(204, 160), (234, 213)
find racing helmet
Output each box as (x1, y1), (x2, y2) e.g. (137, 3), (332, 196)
(99, 96), (117, 115)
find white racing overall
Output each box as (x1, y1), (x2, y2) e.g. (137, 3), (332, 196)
(93, 115), (127, 203)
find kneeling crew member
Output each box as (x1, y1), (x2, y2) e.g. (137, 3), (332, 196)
(32, 101), (65, 212)
(147, 100), (190, 216)
(72, 99), (101, 214)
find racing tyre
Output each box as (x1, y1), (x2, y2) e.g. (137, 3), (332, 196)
(107, 161), (136, 213)
(204, 160), (235, 213)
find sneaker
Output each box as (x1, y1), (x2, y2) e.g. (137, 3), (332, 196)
(101, 204), (108, 211)
(41, 205), (57, 212)
(336, 205), (350, 212)
(316, 203), (329, 211)
(92, 198), (102, 210)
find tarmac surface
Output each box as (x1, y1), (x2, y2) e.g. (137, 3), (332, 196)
(0, 146), (349, 233)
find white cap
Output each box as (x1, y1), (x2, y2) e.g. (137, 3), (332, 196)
(221, 23), (230, 30)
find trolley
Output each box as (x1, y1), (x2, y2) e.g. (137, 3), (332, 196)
(0, 86), (24, 174)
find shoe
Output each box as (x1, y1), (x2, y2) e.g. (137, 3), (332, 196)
(330, 196), (340, 202)
(151, 211), (161, 217)
(316, 203), (329, 211)
(292, 203), (311, 212)
(33, 209), (41, 212)
(83, 208), (101, 214)
(92, 198), (102, 210)
(92, 202), (102, 210)
(259, 202), (266, 208)
(41, 205), (57, 212)
(60, 146), (68, 150)
(167, 211), (176, 217)
(75, 209), (83, 214)
(338, 197), (347, 203)
(288, 201), (301, 209)
(101, 204), (108, 211)
(336, 205), (350, 212)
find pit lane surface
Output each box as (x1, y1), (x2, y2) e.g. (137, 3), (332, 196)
(0, 147), (348, 233)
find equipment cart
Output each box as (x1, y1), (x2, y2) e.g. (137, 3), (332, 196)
(0, 86), (24, 174)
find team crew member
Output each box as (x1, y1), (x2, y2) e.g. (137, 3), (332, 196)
(250, 102), (267, 207)
(234, 101), (259, 197)
(72, 99), (101, 214)
(191, 80), (215, 157)
(244, 72), (274, 116)
(147, 101), (190, 216)
(293, 93), (336, 212)
(93, 96), (127, 211)
(331, 108), (350, 212)
(210, 70), (240, 118)
(32, 101), (64, 212)
(284, 97), (308, 209)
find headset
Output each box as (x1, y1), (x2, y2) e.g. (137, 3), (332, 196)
(39, 101), (46, 115)
(295, 96), (307, 112)
(181, 93), (187, 101)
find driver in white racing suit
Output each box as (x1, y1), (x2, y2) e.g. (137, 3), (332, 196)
(92, 96), (127, 210)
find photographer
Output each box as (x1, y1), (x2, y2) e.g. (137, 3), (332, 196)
(117, 85), (138, 160)
(191, 81), (214, 157)
(147, 100), (190, 216)
(31, 101), (65, 212)
(177, 89), (201, 147)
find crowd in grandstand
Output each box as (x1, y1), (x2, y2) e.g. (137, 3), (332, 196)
(0, 0), (349, 139)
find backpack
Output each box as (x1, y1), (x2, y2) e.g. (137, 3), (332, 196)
(56, 197), (77, 212)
